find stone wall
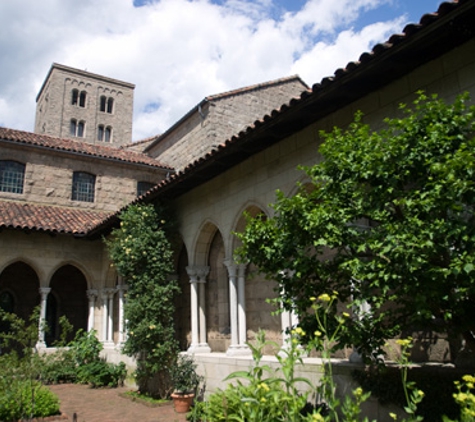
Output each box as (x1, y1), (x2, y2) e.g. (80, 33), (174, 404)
(35, 64), (135, 147)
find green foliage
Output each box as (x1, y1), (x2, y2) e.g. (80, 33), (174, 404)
(0, 379), (60, 421)
(77, 360), (127, 388)
(0, 309), (61, 421)
(444, 375), (475, 422)
(191, 330), (320, 422)
(105, 203), (180, 397)
(237, 92), (475, 359)
(170, 354), (203, 394)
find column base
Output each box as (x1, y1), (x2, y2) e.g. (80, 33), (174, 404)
(36, 340), (47, 349)
(187, 343), (211, 354)
(226, 345), (251, 356)
(102, 340), (115, 349)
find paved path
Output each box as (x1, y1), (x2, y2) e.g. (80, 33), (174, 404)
(48, 384), (188, 422)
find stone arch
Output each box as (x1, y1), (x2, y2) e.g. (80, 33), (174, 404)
(0, 261), (40, 322)
(0, 256), (44, 284)
(192, 219), (221, 265)
(47, 264), (88, 345)
(46, 260), (94, 290)
(230, 200), (270, 253)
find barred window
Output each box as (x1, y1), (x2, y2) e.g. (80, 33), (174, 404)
(0, 161), (25, 194)
(72, 172), (95, 202)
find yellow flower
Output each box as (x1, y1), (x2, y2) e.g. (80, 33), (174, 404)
(260, 397), (266, 403)
(314, 330), (322, 337)
(342, 312), (350, 318)
(389, 412), (397, 420)
(310, 297), (317, 302)
(463, 375), (475, 384)
(318, 293), (331, 302)
(395, 338), (412, 347)
(312, 413), (324, 421)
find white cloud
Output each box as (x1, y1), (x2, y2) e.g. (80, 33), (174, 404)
(0, 0), (414, 141)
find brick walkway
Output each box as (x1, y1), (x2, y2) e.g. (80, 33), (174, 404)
(48, 384), (189, 422)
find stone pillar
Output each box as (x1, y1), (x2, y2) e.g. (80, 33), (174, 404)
(117, 284), (127, 344)
(101, 288), (116, 346)
(86, 289), (98, 332)
(107, 289), (115, 346)
(36, 287), (51, 349)
(237, 263), (249, 352)
(224, 261), (239, 355)
(186, 266), (211, 354)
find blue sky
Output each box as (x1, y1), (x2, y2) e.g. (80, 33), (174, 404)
(0, 0), (445, 141)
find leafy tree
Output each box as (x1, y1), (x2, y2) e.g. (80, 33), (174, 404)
(237, 92), (475, 360)
(106, 203), (180, 397)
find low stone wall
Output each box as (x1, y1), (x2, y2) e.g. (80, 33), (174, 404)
(192, 353), (405, 422)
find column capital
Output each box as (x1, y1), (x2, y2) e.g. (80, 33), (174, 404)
(187, 265), (209, 282)
(87, 289), (98, 299)
(101, 288), (116, 299)
(39, 287), (51, 297)
(224, 259), (238, 277)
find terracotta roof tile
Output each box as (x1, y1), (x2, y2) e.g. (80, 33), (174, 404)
(0, 127), (172, 170)
(0, 201), (110, 235)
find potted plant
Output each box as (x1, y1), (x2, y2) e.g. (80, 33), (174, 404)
(169, 354), (203, 413)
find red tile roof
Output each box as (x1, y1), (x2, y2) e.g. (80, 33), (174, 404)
(0, 127), (173, 170)
(0, 201), (110, 236)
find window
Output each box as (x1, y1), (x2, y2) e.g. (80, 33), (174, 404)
(107, 97), (114, 114)
(72, 89), (86, 107)
(72, 89), (79, 105)
(97, 125), (112, 142)
(0, 161), (25, 194)
(99, 95), (114, 114)
(137, 181), (155, 197)
(72, 172), (95, 202)
(70, 119), (85, 137)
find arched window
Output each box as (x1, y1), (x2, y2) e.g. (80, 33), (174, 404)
(0, 160), (25, 194)
(72, 171), (95, 202)
(77, 121), (85, 137)
(137, 181), (155, 197)
(70, 119), (85, 137)
(97, 125), (112, 142)
(72, 90), (86, 107)
(79, 91), (86, 107)
(104, 126), (112, 142)
(71, 89), (79, 105)
(97, 125), (104, 142)
(100, 96), (107, 112)
(107, 97), (114, 114)
(99, 96), (114, 114)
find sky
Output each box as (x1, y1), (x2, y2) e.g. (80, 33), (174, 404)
(0, 0), (443, 142)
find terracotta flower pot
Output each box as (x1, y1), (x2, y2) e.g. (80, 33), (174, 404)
(171, 392), (195, 413)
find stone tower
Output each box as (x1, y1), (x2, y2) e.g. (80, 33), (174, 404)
(35, 63), (135, 147)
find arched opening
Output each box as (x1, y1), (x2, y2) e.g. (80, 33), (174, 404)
(206, 230), (229, 352)
(48, 265), (88, 345)
(0, 262), (40, 322)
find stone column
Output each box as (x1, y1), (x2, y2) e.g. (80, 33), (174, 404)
(36, 287), (51, 349)
(86, 289), (98, 332)
(224, 261), (239, 355)
(186, 266), (211, 354)
(237, 263), (249, 353)
(101, 288), (115, 346)
(117, 284), (127, 344)
(107, 289), (115, 347)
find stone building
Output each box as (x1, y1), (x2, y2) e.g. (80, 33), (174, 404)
(35, 63), (135, 147)
(1, 0), (475, 415)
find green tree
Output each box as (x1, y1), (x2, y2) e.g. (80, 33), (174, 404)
(106, 203), (180, 397)
(238, 92), (475, 360)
